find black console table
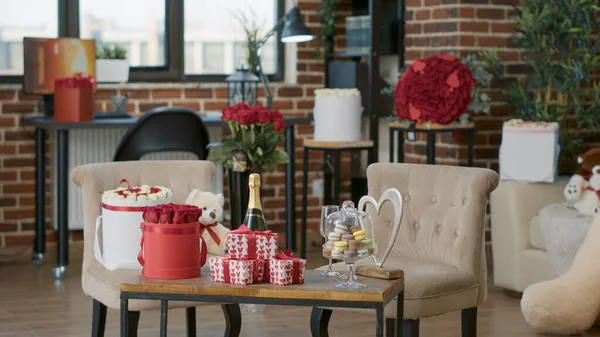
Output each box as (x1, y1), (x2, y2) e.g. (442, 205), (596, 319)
(23, 115), (310, 280)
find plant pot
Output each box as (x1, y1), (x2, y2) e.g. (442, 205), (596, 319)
(96, 59), (130, 83)
(138, 222), (207, 279)
(499, 123), (560, 183)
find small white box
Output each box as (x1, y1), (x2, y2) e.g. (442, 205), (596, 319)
(499, 126), (560, 183)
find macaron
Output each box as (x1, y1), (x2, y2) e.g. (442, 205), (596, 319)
(328, 232), (341, 241)
(322, 247), (332, 257)
(348, 240), (360, 249)
(334, 241), (349, 248)
(354, 235), (367, 241)
(332, 248), (343, 258)
(325, 240), (335, 249)
(343, 248), (356, 258)
(353, 230), (367, 237)
(350, 226), (361, 234)
(341, 234), (354, 241)
(361, 239), (373, 247)
(357, 249), (369, 257)
(334, 224), (349, 233)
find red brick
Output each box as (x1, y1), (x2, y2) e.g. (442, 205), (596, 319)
(0, 90), (15, 100)
(432, 8), (450, 19)
(478, 8), (505, 20)
(278, 87), (303, 97)
(406, 23), (422, 34)
(0, 171), (17, 181)
(271, 101), (293, 110)
(459, 36), (476, 46)
(492, 22), (517, 34)
(298, 50), (315, 60)
(497, 51), (520, 62)
(185, 89), (213, 98)
(5, 233), (35, 246)
(297, 2), (320, 11)
(477, 36), (507, 47)
(0, 116), (16, 127)
(3, 183), (34, 194)
(3, 158), (34, 168)
(424, 0), (440, 5)
(298, 75), (323, 84)
(0, 197), (16, 207)
(297, 63), (308, 72)
(458, 8), (476, 18)
(0, 144), (17, 154)
(94, 90), (118, 99)
(214, 88), (228, 99)
(0, 224), (17, 232)
(171, 101), (201, 111)
(306, 88), (317, 96)
(460, 22), (489, 33)
(152, 89), (182, 99)
(296, 100), (314, 110)
(3, 102), (36, 113)
(4, 130), (32, 141)
(4, 208), (34, 220)
(139, 103), (168, 112)
(204, 101), (228, 111)
(406, 0), (421, 6)
(126, 90), (150, 99)
(475, 119), (503, 131)
(425, 22), (457, 33)
(415, 10), (430, 20)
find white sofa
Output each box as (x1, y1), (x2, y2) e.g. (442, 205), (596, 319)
(490, 178), (568, 293)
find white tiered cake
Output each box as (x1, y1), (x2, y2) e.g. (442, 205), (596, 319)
(313, 88), (363, 142)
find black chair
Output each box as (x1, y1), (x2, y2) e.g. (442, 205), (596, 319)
(113, 106), (210, 161)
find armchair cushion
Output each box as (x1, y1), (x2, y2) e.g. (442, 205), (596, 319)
(529, 216), (546, 250)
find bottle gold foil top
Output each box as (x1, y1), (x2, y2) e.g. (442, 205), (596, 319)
(248, 173), (262, 209)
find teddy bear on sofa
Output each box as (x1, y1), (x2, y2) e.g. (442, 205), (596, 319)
(564, 148), (600, 216)
(185, 189), (230, 256)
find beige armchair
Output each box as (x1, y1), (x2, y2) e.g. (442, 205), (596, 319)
(312, 163), (499, 337)
(71, 161), (239, 337)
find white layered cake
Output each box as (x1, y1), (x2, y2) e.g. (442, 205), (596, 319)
(313, 88), (363, 142)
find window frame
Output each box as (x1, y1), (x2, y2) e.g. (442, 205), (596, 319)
(0, 0), (284, 84)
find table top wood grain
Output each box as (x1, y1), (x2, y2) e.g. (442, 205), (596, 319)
(303, 139), (374, 149)
(121, 269), (404, 303)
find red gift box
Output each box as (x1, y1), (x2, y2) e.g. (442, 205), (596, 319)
(225, 225), (279, 260)
(209, 256), (266, 285)
(53, 73), (95, 123)
(266, 249), (306, 286)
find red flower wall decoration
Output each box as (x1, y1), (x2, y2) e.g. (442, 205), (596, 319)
(394, 54), (476, 124)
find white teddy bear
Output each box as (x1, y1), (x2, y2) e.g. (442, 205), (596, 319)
(564, 165), (600, 216)
(185, 189), (230, 256)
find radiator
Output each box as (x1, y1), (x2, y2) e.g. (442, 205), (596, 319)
(50, 127), (223, 230)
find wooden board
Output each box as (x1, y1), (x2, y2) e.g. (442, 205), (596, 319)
(389, 121), (475, 130)
(303, 139), (374, 149)
(120, 269), (404, 303)
(355, 266), (404, 280)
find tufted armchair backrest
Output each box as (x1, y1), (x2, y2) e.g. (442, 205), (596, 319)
(365, 163), (498, 299)
(71, 160), (216, 275)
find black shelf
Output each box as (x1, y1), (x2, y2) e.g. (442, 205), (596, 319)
(329, 51), (371, 58)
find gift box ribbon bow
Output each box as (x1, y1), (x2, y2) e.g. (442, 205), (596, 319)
(200, 222), (221, 246)
(272, 249), (303, 284)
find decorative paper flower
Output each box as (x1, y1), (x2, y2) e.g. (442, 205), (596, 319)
(142, 203), (202, 224)
(102, 182), (172, 201)
(394, 54), (476, 124)
(504, 119), (560, 129)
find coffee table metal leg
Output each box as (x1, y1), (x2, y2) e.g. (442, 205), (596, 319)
(160, 300), (168, 337)
(222, 304), (242, 337)
(120, 298), (128, 337)
(397, 289), (404, 337)
(376, 305), (384, 337)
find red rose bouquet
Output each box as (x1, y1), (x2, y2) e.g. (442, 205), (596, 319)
(208, 102), (289, 172)
(394, 54), (476, 124)
(142, 203), (202, 224)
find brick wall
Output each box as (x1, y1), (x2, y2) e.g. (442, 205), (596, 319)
(0, 0), (520, 249)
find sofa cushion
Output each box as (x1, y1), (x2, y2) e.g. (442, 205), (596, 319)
(529, 216), (547, 250)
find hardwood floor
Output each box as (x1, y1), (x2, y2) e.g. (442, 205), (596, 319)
(1, 243), (599, 337)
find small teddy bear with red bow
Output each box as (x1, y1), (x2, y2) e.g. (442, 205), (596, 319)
(564, 149), (600, 216)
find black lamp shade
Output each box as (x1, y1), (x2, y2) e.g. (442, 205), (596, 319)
(281, 7), (313, 43)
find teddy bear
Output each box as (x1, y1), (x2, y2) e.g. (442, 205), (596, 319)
(564, 148), (600, 216)
(185, 189), (230, 256)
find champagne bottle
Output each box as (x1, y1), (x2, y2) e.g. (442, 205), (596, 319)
(243, 173), (268, 231)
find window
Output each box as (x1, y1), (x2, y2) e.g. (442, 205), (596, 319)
(0, 0), (58, 75)
(184, 0), (280, 76)
(0, 0), (284, 82)
(79, 0), (166, 67)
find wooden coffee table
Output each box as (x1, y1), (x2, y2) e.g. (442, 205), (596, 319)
(120, 269), (405, 337)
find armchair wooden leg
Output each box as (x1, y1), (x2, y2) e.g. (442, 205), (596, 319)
(92, 299), (107, 337)
(310, 307), (332, 337)
(461, 307), (477, 337)
(222, 304), (242, 337)
(186, 307), (196, 337)
(403, 319), (420, 337)
(127, 310), (140, 337)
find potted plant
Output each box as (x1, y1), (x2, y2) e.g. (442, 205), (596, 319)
(95, 44), (129, 83)
(207, 103), (289, 228)
(498, 0), (600, 181)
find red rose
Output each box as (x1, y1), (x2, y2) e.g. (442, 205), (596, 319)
(159, 204), (174, 224)
(394, 54), (475, 124)
(274, 118), (286, 132)
(270, 110), (283, 123)
(237, 109), (257, 125)
(185, 205), (202, 223)
(142, 207), (159, 223)
(222, 102), (249, 122)
(172, 205), (188, 224)
(255, 105), (272, 124)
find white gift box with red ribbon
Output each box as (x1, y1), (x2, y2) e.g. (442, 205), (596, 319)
(209, 256), (266, 285)
(94, 181), (172, 270)
(225, 225), (279, 260)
